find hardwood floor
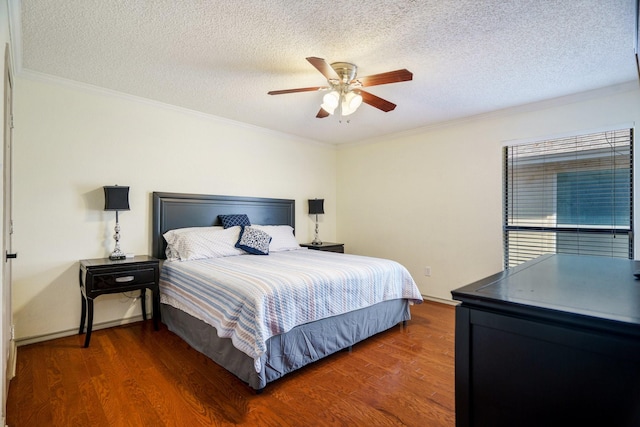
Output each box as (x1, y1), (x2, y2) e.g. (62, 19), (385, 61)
(6, 301), (455, 426)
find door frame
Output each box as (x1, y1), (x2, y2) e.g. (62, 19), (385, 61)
(2, 42), (15, 422)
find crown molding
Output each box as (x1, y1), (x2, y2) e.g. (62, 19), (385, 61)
(16, 68), (335, 149)
(18, 67), (638, 151)
(340, 80), (640, 149)
(7, 0), (22, 76)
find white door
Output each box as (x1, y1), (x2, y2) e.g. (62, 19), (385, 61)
(1, 43), (14, 420)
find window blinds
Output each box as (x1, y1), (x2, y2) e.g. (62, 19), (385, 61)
(504, 128), (633, 268)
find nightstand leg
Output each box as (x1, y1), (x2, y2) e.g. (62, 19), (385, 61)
(83, 299), (94, 348)
(79, 294), (87, 334)
(79, 267), (86, 334)
(140, 288), (147, 321)
(153, 288), (160, 331)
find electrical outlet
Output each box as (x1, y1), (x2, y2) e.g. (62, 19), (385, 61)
(424, 266), (432, 277)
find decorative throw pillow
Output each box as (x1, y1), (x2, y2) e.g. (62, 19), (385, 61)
(219, 214), (251, 229)
(235, 226), (271, 255)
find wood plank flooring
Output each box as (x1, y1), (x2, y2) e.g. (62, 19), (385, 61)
(6, 301), (455, 426)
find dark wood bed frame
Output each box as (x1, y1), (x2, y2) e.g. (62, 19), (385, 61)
(152, 192), (295, 259)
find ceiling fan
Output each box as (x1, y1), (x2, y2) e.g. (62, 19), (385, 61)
(268, 57), (413, 119)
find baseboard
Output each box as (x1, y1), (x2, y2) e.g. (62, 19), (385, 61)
(422, 294), (460, 306)
(7, 340), (15, 380)
(15, 315), (146, 347)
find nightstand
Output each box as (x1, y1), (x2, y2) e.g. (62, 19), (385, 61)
(78, 255), (160, 348)
(301, 242), (345, 253)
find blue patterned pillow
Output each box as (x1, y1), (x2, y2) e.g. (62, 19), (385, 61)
(235, 226), (271, 255)
(219, 214), (251, 229)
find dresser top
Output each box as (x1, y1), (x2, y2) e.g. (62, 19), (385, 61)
(452, 254), (640, 326)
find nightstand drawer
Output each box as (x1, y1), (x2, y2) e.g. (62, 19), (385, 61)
(319, 245), (344, 253)
(90, 267), (156, 290)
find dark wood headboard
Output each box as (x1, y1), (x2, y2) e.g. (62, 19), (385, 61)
(152, 192), (295, 259)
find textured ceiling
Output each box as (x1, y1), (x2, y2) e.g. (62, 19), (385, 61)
(14, 0), (639, 144)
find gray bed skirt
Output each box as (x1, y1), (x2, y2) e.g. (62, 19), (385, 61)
(161, 299), (412, 391)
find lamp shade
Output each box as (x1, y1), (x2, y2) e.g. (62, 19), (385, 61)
(341, 91), (363, 116)
(308, 199), (324, 215)
(321, 91), (339, 115)
(104, 186), (130, 211)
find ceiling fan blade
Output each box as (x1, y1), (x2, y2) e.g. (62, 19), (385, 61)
(360, 90), (397, 112)
(268, 86), (327, 95)
(306, 57), (340, 80)
(316, 108), (330, 118)
(358, 69), (413, 87)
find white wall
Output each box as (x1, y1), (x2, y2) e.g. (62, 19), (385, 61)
(12, 76), (337, 342)
(337, 83), (640, 302)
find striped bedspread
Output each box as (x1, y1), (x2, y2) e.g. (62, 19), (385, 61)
(159, 249), (423, 372)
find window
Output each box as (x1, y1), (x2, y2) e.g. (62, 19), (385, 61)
(504, 128), (633, 268)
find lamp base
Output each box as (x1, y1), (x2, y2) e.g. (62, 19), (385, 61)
(110, 219), (126, 260)
(109, 246), (126, 261)
(312, 216), (322, 245)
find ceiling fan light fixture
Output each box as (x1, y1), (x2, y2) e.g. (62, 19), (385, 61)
(268, 57), (412, 118)
(341, 91), (363, 116)
(321, 91), (339, 115)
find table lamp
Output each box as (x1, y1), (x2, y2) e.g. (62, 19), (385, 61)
(104, 185), (130, 260)
(308, 198), (324, 245)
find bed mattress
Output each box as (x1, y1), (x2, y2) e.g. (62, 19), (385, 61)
(159, 249), (423, 373)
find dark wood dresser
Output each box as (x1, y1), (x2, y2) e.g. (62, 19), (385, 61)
(451, 254), (640, 427)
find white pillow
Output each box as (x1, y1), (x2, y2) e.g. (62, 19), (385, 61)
(163, 226), (244, 261)
(252, 225), (300, 252)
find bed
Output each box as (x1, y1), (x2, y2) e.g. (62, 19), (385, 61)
(152, 192), (423, 392)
